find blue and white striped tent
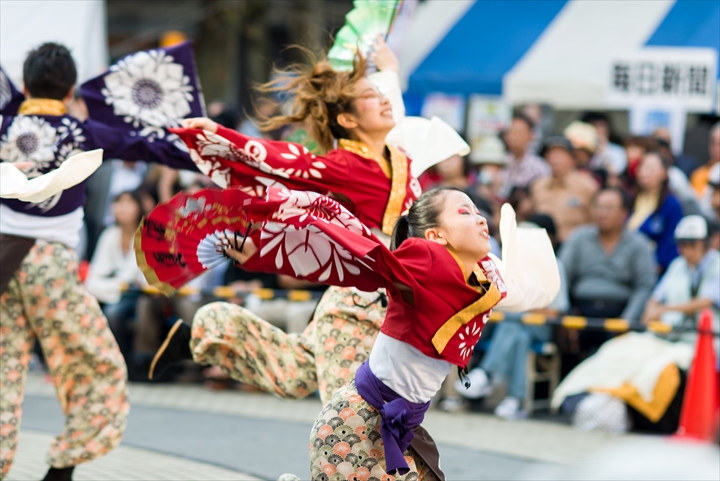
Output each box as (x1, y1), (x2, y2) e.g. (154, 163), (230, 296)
(398, 0), (719, 112)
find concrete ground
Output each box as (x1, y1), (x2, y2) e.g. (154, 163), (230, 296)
(6, 373), (651, 481)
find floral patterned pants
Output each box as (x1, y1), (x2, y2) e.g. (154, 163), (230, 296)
(308, 382), (439, 481)
(0, 242), (129, 478)
(191, 286), (384, 404)
(192, 287), (440, 480)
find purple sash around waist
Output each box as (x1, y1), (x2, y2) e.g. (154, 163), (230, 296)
(354, 362), (430, 476)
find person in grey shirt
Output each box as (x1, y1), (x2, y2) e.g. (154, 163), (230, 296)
(560, 187), (657, 323)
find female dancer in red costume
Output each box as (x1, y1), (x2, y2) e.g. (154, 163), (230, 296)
(216, 186), (509, 480)
(149, 44), (467, 480)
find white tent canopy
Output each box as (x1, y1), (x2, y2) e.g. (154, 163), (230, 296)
(503, 1), (675, 109)
(402, 0), (718, 112)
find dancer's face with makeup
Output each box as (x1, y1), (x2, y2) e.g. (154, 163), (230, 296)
(337, 78), (395, 137)
(424, 190), (492, 266)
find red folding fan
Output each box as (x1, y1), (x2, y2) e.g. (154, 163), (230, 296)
(134, 187), (267, 295)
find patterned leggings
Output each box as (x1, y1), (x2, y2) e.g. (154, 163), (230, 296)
(191, 286), (384, 405)
(308, 383), (435, 481)
(192, 287), (439, 480)
(0, 242), (129, 478)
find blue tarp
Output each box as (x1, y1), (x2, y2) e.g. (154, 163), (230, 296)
(407, 0), (567, 95)
(646, 0), (720, 78)
(407, 0), (720, 96)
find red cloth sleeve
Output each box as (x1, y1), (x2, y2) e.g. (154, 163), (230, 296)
(170, 126), (350, 196)
(237, 188), (435, 294)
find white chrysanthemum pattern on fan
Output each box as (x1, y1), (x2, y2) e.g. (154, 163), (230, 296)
(0, 116), (58, 177)
(101, 49), (194, 128)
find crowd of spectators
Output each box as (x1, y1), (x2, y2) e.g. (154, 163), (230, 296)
(426, 113), (719, 422)
(70, 96), (719, 423)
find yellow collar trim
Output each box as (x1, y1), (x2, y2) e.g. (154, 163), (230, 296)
(431, 254), (499, 356)
(18, 99), (68, 116)
(446, 250), (488, 291)
(337, 139), (409, 236)
(382, 144), (408, 236)
(338, 139), (391, 177)
(432, 281), (500, 356)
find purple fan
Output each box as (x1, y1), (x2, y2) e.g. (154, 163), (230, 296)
(81, 41), (206, 136)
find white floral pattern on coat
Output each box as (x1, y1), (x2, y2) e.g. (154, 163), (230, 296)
(188, 131), (328, 189)
(101, 49), (194, 129)
(258, 190), (373, 282)
(458, 321), (482, 360)
(0, 116), (58, 177)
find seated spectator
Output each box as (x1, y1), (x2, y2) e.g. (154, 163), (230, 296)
(563, 121), (598, 170)
(627, 151), (683, 273)
(506, 186), (535, 224)
(498, 112), (550, 198)
(222, 261), (324, 334)
(245, 275), (326, 334)
(652, 127), (700, 179)
(700, 161), (720, 221)
(622, 135), (656, 186)
(85, 190), (146, 362)
(560, 187), (656, 322)
(454, 214), (569, 420)
(581, 112), (627, 175)
(650, 134), (703, 217)
(531, 136), (599, 242)
(469, 135), (508, 203)
(429, 154), (471, 190)
(564, 120), (608, 187)
(690, 121), (720, 198)
(642, 215), (719, 352)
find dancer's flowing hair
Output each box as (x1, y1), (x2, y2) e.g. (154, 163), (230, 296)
(255, 49), (368, 153)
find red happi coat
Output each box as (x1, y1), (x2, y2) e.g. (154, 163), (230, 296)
(170, 126), (422, 235)
(240, 188), (508, 368)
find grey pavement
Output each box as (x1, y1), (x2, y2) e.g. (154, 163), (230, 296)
(14, 373), (636, 480)
(7, 430), (260, 481)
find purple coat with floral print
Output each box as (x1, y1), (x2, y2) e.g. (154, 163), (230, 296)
(0, 41), (204, 218)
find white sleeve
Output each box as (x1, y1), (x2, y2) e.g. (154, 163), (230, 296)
(492, 204), (561, 313)
(386, 117), (470, 178)
(85, 227), (124, 304)
(0, 149), (102, 203)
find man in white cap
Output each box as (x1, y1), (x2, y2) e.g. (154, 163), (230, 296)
(642, 215), (719, 342)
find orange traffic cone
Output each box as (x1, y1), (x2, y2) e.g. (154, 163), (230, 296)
(676, 309), (719, 441)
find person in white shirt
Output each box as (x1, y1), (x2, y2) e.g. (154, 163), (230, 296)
(642, 215), (719, 354)
(85, 190), (146, 361)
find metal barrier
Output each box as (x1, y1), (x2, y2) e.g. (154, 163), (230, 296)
(121, 285), (718, 336)
(122, 284), (324, 302)
(487, 311), (719, 336)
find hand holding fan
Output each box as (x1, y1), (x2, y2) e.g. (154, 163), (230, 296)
(328, 0), (403, 71)
(135, 187), (267, 296)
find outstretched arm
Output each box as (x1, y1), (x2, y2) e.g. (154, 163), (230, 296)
(171, 120), (351, 194)
(83, 118), (198, 171)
